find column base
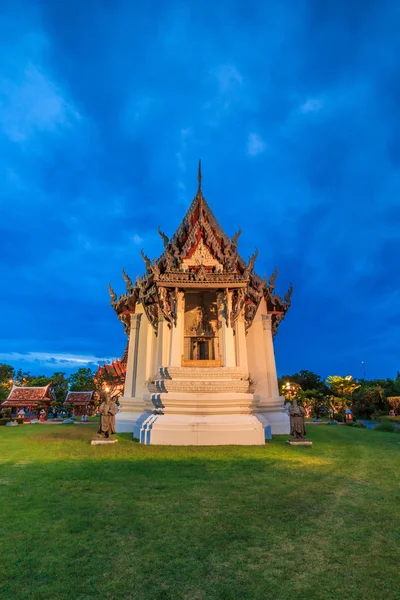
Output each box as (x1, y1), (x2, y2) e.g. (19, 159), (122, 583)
(116, 396), (149, 433)
(133, 414), (266, 446)
(256, 409), (289, 434)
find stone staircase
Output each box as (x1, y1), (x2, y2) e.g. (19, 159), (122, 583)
(148, 367), (249, 394)
(142, 366), (257, 417)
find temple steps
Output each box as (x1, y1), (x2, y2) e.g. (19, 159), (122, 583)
(155, 366), (248, 381)
(148, 379), (249, 393)
(142, 392), (257, 415)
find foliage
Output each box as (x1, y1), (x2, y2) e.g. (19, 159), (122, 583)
(94, 368), (124, 403)
(387, 396), (400, 411)
(0, 426), (399, 600)
(64, 401), (75, 417)
(297, 389), (328, 419)
(384, 415), (400, 423)
(280, 370), (329, 395)
(280, 381), (302, 401)
(68, 367), (96, 392)
(50, 372), (69, 407)
(346, 421), (366, 428)
(0, 363), (15, 404)
(326, 375), (360, 397)
(374, 422), (400, 433)
(325, 375), (361, 416)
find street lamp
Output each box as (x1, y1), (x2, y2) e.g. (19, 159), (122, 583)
(285, 382), (291, 397)
(361, 361), (366, 379)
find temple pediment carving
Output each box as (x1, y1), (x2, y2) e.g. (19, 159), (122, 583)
(109, 162), (292, 336)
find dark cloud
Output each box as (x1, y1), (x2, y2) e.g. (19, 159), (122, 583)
(0, 0), (399, 378)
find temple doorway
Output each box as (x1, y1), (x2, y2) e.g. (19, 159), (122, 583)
(183, 291), (219, 363)
(191, 338), (212, 360)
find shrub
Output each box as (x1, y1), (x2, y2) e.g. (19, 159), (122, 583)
(346, 421), (366, 428)
(0, 418), (10, 426)
(334, 413), (344, 422)
(371, 411), (387, 420)
(379, 415), (400, 424)
(375, 423), (400, 433)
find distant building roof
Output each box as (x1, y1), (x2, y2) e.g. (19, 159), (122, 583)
(2, 384), (53, 408)
(64, 391), (94, 406)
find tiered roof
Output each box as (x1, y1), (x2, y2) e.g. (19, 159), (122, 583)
(2, 384), (53, 408)
(109, 162), (292, 337)
(64, 391), (94, 407)
(95, 343), (128, 389)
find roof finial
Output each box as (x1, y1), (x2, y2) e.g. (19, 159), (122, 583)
(197, 159), (202, 193)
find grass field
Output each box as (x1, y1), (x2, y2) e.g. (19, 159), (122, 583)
(0, 424), (399, 600)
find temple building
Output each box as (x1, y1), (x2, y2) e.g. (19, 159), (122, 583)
(64, 391), (95, 416)
(95, 351), (127, 398)
(109, 163), (292, 445)
(2, 384), (53, 421)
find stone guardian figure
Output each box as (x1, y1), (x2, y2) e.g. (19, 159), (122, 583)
(283, 398), (307, 441)
(97, 390), (117, 438)
(289, 399), (307, 439)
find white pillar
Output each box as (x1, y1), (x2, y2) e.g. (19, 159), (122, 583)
(169, 292), (184, 367)
(236, 309), (248, 374)
(156, 315), (170, 371)
(123, 313), (142, 398)
(218, 291), (236, 367)
(261, 314), (279, 397)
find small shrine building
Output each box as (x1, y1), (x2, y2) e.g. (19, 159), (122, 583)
(64, 391), (95, 416)
(2, 384), (53, 421)
(109, 163), (292, 445)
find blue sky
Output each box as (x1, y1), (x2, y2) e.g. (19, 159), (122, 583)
(0, 0), (399, 379)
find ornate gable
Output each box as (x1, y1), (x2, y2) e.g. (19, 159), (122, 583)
(109, 161), (292, 336)
(182, 239), (222, 271)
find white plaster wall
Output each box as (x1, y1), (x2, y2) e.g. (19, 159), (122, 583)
(246, 298), (270, 398)
(246, 298), (289, 434)
(116, 305), (154, 433)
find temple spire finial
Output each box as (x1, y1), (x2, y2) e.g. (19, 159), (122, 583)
(197, 159), (202, 193)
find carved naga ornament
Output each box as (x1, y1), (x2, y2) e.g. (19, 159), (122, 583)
(107, 161), (292, 338)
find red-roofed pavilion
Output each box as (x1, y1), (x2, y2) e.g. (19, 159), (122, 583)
(64, 391), (95, 416)
(2, 384), (53, 421)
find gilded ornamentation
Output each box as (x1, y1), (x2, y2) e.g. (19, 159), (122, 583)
(122, 268), (133, 290)
(158, 287), (175, 328)
(230, 288), (246, 327)
(108, 283), (117, 307)
(108, 164), (292, 338)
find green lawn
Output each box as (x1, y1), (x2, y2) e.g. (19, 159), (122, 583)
(0, 424), (399, 600)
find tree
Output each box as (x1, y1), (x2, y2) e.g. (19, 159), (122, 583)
(280, 370), (329, 395)
(297, 389), (328, 419)
(280, 381), (302, 402)
(388, 397), (400, 413)
(326, 375), (360, 415)
(0, 363), (15, 404)
(352, 380), (390, 416)
(94, 368), (124, 404)
(325, 375), (360, 398)
(68, 368), (96, 392)
(49, 373), (69, 405)
(353, 387), (380, 418)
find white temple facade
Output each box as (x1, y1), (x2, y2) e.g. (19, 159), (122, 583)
(109, 163), (292, 445)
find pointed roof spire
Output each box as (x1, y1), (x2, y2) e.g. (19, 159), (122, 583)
(197, 159), (202, 193)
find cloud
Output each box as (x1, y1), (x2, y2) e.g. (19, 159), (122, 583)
(0, 0), (399, 381)
(132, 234), (143, 244)
(213, 64), (243, 93)
(247, 133), (265, 156)
(0, 352), (114, 369)
(299, 98), (323, 113)
(0, 62), (80, 143)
